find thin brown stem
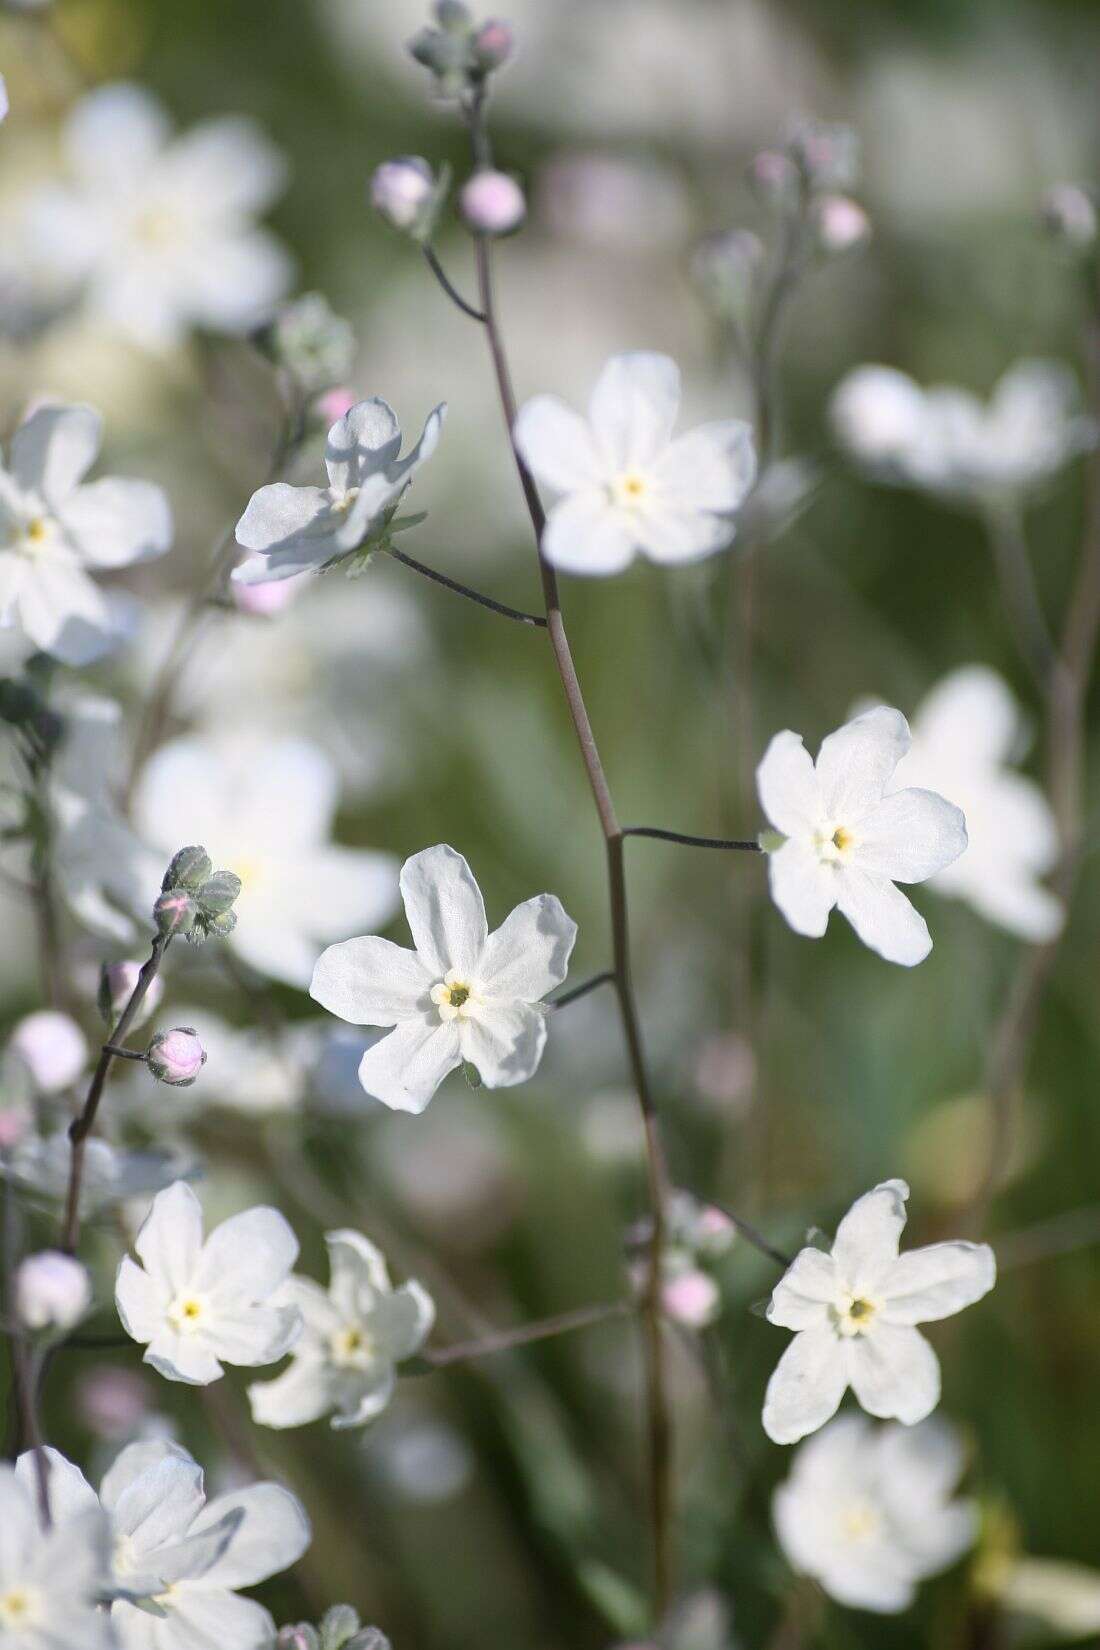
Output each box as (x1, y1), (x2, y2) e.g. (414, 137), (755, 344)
(421, 244), (486, 323)
(466, 143), (674, 1617)
(549, 970), (615, 1009)
(624, 826), (761, 852)
(61, 932), (169, 1253)
(983, 504), (1060, 697)
(422, 1301), (629, 1368)
(384, 545), (546, 626)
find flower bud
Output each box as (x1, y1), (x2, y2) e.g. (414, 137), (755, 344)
(747, 148), (800, 206)
(471, 18), (513, 69)
(345, 1634), (391, 1650)
(154, 888), (197, 937)
(319, 1605), (361, 1649)
(195, 869), (242, 918)
(315, 386), (357, 425)
(277, 1630), (320, 1650)
(691, 229), (764, 330)
(435, 0), (471, 26)
(9, 1010), (87, 1093)
(460, 170), (526, 235)
(162, 845), (212, 893)
(270, 293), (356, 396)
(15, 1250), (92, 1332)
(787, 118), (859, 191)
(1040, 183), (1098, 250)
(370, 157), (444, 241)
(98, 960), (165, 1030)
(147, 1027), (207, 1087)
(812, 194), (871, 256)
(661, 1267), (721, 1329)
(232, 569), (311, 617)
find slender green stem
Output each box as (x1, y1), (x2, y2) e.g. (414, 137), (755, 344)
(624, 826), (761, 852)
(421, 244), (487, 323)
(550, 970), (615, 1010)
(384, 546), (546, 626)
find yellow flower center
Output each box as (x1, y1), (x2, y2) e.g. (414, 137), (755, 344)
(168, 1295), (206, 1332)
(0, 1589), (36, 1626)
(430, 973), (477, 1021)
(330, 1324), (375, 1369)
(134, 205), (182, 248)
(611, 470), (650, 508)
(840, 1500), (880, 1542)
(836, 1294), (878, 1336)
(814, 822), (857, 864)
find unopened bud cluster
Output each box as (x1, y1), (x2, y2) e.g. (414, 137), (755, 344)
(155, 845), (241, 944)
(277, 1605), (390, 1650)
(626, 1191), (735, 1331)
(747, 118), (869, 260)
(267, 292), (356, 396)
(408, 3), (514, 100)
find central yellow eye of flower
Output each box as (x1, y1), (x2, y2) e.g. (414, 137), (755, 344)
(0, 1589), (33, 1625)
(26, 517), (48, 543)
(430, 973), (477, 1021)
(134, 205), (181, 247)
(841, 1501), (879, 1542)
(836, 1294), (878, 1336)
(611, 470), (650, 507)
(832, 826), (854, 853)
(330, 1324), (375, 1368)
(169, 1295), (205, 1331)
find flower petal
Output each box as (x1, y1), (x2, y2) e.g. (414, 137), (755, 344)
(399, 843), (487, 979)
(630, 501), (733, 564)
(115, 1254), (165, 1344)
(767, 839), (836, 938)
(17, 561), (113, 665)
(143, 1329), (224, 1386)
(234, 483), (334, 555)
(845, 1322), (940, 1424)
(332, 1366), (396, 1430)
(194, 1206), (298, 1299)
(324, 398), (402, 493)
(458, 1001), (548, 1088)
(852, 787), (967, 883)
(880, 1241), (996, 1324)
(311, 936), (434, 1027)
(477, 893), (577, 1003)
(762, 1324), (849, 1445)
(356, 1018), (462, 1113)
(541, 490), (636, 576)
(10, 402), (102, 502)
(757, 731), (822, 837)
(134, 1181), (204, 1296)
(831, 1180), (909, 1293)
(326, 1228), (391, 1316)
(374, 1279), (435, 1361)
(513, 395), (604, 492)
(59, 478), (173, 568)
(386, 401), (446, 488)
(767, 1248), (839, 1331)
(655, 419), (757, 511)
(191, 1483), (310, 1587)
(834, 867), (932, 965)
(249, 1355), (336, 1430)
(816, 706), (911, 821)
(588, 351), (680, 470)
(64, 83), (169, 190)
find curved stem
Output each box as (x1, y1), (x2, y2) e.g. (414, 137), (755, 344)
(549, 970), (615, 1009)
(422, 1301), (629, 1368)
(384, 546), (546, 627)
(624, 826), (762, 852)
(421, 244), (487, 323)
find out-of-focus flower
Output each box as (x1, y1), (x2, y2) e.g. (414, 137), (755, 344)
(983, 1553), (1100, 1639)
(691, 230), (765, 332)
(0, 1463), (112, 1648)
(8, 1009), (86, 1092)
(115, 1180), (302, 1385)
(249, 1229), (434, 1430)
(278, 1607), (390, 1650)
(98, 959), (164, 1031)
(763, 1178), (996, 1444)
(812, 194), (871, 255)
(757, 705), (967, 966)
(830, 361), (1094, 505)
(376, 1418), (475, 1504)
(537, 152), (690, 254)
(135, 733), (399, 988)
(514, 351), (755, 575)
(369, 156), (447, 242)
(1040, 182), (1097, 250)
(787, 118), (859, 190)
(74, 1366), (151, 1442)
(660, 1268), (721, 1329)
(24, 82), (291, 350)
(3, 1129), (186, 1216)
(409, 2), (513, 98)
(233, 397), (445, 585)
(747, 147), (800, 205)
(15, 1249), (92, 1331)
(880, 666), (1063, 941)
(311, 843), (576, 1112)
(17, 1439), (310, 1650)
(230, 566), (312, 616)
(269, 292), (356, 396)
(774, 1414), (976, 1611)
(613, 1590), (733, 1650)
(146, 1027), (207, 1087)
(0, 401), (172, 664)
(460, 169), (526, 235)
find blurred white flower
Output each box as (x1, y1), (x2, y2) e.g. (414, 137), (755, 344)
(4, 1129), (185, 1216)
(757, 705), (967, 966)
(99, 958), (165, 1030)
(773, 1413), (976, 1611)
(249, 1229), (434, 1430)
(514, 351), (755, 574)
(115, 1180), (302, 1385)
(15, 1250), (92, 1331)
(134, 732), (399, 988)
(16, 1439), (310, 1650)
(8, 1009), (87, 1092)
(24, 82), (291, 350)
(537, 152), (691, 254)
(0, 1462), (112, 1648)
(375, 1418), (475, 1505)
(0, 401), (171, 664)
(988, 1555), (1100, 1638)
(311, 843), (576, 1113)
(831, 361), (1093, 505)
(233, 398), (446, 586)
(763, 1178), (995, 1444)
(885, 666), (1063, 941)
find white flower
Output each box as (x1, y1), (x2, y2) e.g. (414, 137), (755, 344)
(881, 666), (1063, 941)
(990, 1556), (1100, 1638)
(134, 732), (400, 988)
(16, 1440), (310, 1650)
(25, 82), (292, 350)
(310, 843), (577, 1113)
(3, 1129), (186, 1217)
(773, 1414), (977, 1612)
(0, 402), (171, 664)
(249, 1229), (434, 1430)
(513, 351), (755, 574)
(762, 1178), (995, 1445)
(115, 1180), (302, 1385)
(756, 705), (967, 966)
(0, 1462), (112, 1648)
(8, 1010), (87, 1093)
(232, 398), (446, 586)
(830, 360), (1093, 504)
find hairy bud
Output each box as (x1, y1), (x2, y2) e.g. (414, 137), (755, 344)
(270, 292), (356, 395)
(147, 1027), (207, 1087)
(154, 888), (197, 938)
(162, 845), (212, 893)
(786, 118), (859, 191)
(194, 869), (242, 918)
(370, 156), (448, 243)
(471, 18), (513, 69)
(277, 1630), (320, 1650)
(408, 3), (513, 98)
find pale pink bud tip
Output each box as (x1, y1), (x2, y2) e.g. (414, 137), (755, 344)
(232, 568), (312, 617)
(661, 1269), (721, 1329)
(0, 1109), (28, 1151)
(147, 1027), (207, 1087)
(9, 1010), (87, 1093)
(461, 170), (526, 235)
(370, 157), (435, 231)
(16, 1251), (92, 1332)
(473, 19), (514, 68)
(814, 194), (871, 254)
(316, 386), (358, 424)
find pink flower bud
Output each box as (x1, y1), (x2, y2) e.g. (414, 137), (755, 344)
(16, 1250), (92, 1331)
(748, 148), (799, 202)
(661, 1268), (721, 1329)
(99, 960), (165, 1030)
(154, 888), (196, 937)
(232, 568), (312, 617)
(147, 1027), (207, 1087)
(9, 1010), (87, 1093)
(472, 18), (514, 69)
(315, 386), (358, 424)
(813, 194), (871, 255)
(460, 170), (526, 235)
(75, 1366), (150, 1439)
(370, 157), (436, 232)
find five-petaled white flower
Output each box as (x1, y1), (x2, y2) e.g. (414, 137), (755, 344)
(762, 1178), (995, 1445)
(115, 1180), (302, 1385)
(756, 705), (967, 966)
(773, 1413), (977, 1612)
(16, 1440), (310, 1650)
(876, 666), (1063, 942)
(0, 402), (172, 665)
(512, 351), (755, 574)
(830, 360), (1093, 505)
(134, 732), (400, 988)
(310, 843), (577, 1113)
(232, 398), (446, 587)
(0, 1462), (112, 1648)
(25, 82), (291, 351)
(249, 1229), (434, 1431)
